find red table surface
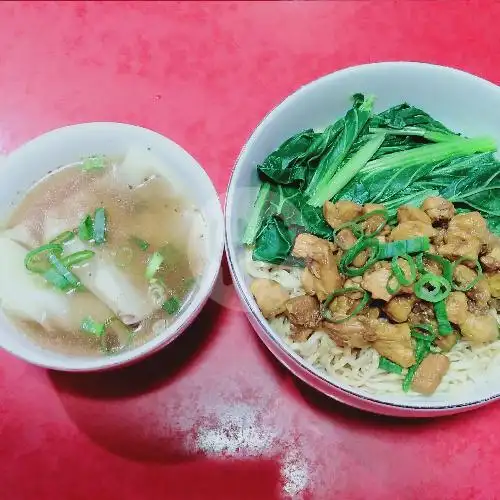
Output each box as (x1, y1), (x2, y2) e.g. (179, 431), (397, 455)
(1, 1), (500, 499)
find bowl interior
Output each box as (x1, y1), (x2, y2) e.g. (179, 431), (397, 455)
(226, 62), (500, 410)
(0, 122), (224, 371)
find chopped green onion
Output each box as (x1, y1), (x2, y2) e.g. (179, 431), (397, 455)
(49, 231), (75, 245)
(416, 252), (452, 280)
(80, 317), (105, 336)
(78, 214), (94, 241)
(379, 356), (403, 374)
(403, 334), (433, 392)
(451, 256), (483, 292)
(130, 236), (150, 251)
(434, 300), (453, 336)
(162, 296), (181, 315)
(146, 251), (164, 279)
(82, 155), (106, 171)
(62, 250), (95, 267)
(321, 287), (370, 323)
(339, 237), (380, 277)
(391, 254), (416, 286)
(414, 273), (451, 302)
(24, 243), (64, 273)
(48, 253), (81, 288)
(43, 268), (73, 291)
(410, 324), (437, 343)
(386, 272), (401, 295)
(93, 207), (107, 245)
(403, 365), (418, 392)
(378, 237), (430, 260)
(353, 209), (388, 237)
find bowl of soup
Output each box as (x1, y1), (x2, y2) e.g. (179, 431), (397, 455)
(0, 122), (224, 371)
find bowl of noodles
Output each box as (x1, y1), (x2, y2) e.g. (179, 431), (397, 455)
(225, 62), (500, 416)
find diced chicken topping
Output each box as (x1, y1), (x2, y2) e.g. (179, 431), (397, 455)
(397, 205), (432, 225)
(250, 279), (289, 319)
(335, 228), (368, 267)
(486, 272), (500, 298)
(411, 354), (450, 395)
(285, 295), (321, 328)
(322, 317), (376, 348)
(448, 212), (489, 242)
(323, 200), (362, 229)
(453, 264), (491, 306)
(481, 245), (500, 272)
(435, 333), (458, 352)
(293, 233), (343, 301)
(372, 321), (416, 368)
(422, 196), (455, 222)
(389, 220), (437, 241)
(361, 203), (386, 234)
(383, 296), (415, 323)
(361, 263), (393, 302)
(445, 291), (468, 324)
(459, 312), (498, 344)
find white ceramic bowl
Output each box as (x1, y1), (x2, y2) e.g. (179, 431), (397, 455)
(0, 122), (224, 371)
(226, 62), (500, 417)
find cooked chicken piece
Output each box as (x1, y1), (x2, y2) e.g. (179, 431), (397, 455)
(422, 196), (455, 223)
(448, 212), (489, 242)
(389, 220), (437, 241)
(372, 321), (416, 368)
(445, 291), (468, 324)
(481, 245), (500, 271)
(383, 296), (416, 323)
(435, 333), (458, 352)
(486, 272), (500, 298)
(453, 264), (491, 305)
(408, 301), (435, 325)
(292, 233), (335, 264)
(432, 228), (447, 247)
(327, 291), (365, 322)
(293, 233), (343, 301)
(301, 268), (316, 296)
(459, 312), (499, 344)
(361, 263), (393, 302)
(290, 325), (313, 342)
(367, 307), (380, 319)
(322, 317), (376, 348)
(361, 203), (386, 234)
(285, 295), (321, 328)
(438, 230), (483, 261)
(250, 278), (289, 319)
(411, 354), (450, 395)
(323, 200), (362, 229)
(335, 228), (368, 267)
(397, 205), (432, 225)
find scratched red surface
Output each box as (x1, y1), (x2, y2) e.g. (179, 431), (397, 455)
(1, 1), (500, 499)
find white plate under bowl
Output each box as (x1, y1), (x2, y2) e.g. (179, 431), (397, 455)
(0, 122), (224, 371)
(225, 62), (500, 417)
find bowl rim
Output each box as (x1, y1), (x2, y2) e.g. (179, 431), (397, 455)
(225, 61), (500, 411)
(0, 121), (225, 371)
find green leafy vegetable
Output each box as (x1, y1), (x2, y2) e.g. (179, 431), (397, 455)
(379, 357), (403, 374)
(130, 236), (150, 251)
(242, 182), (272, 245)
(252, 216), (295, 264)
(305, 94), (375, 201)
(24, 243), (64, 273)
(308, 133), (386, 207)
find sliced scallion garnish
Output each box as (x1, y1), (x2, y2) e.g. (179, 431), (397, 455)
(78, 214), (94, 242)
(43, 268), (73, 291)
(391, 254), (416, 286)
(48, 253), (81, 288)
(353, 209), (388, 237)
(80, 317), (105, 336)
(24, 243), (64, 273)
(82, 155), (106, 171)
(434, 300), (453, 336)
(378, 237), (430, 260)
(414, 273), (451, 303)
(50, 231), (75, 245)
(61, 250), (95, 267)
(415, 252), (452, 280)
(130, 236), (150, 251)
(378, 356), (403, 374)
(162, 296), (181, 315)
(339, 237), (380, 277)
(146, 251), (164, 280)
(93, 207), (107, 245)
